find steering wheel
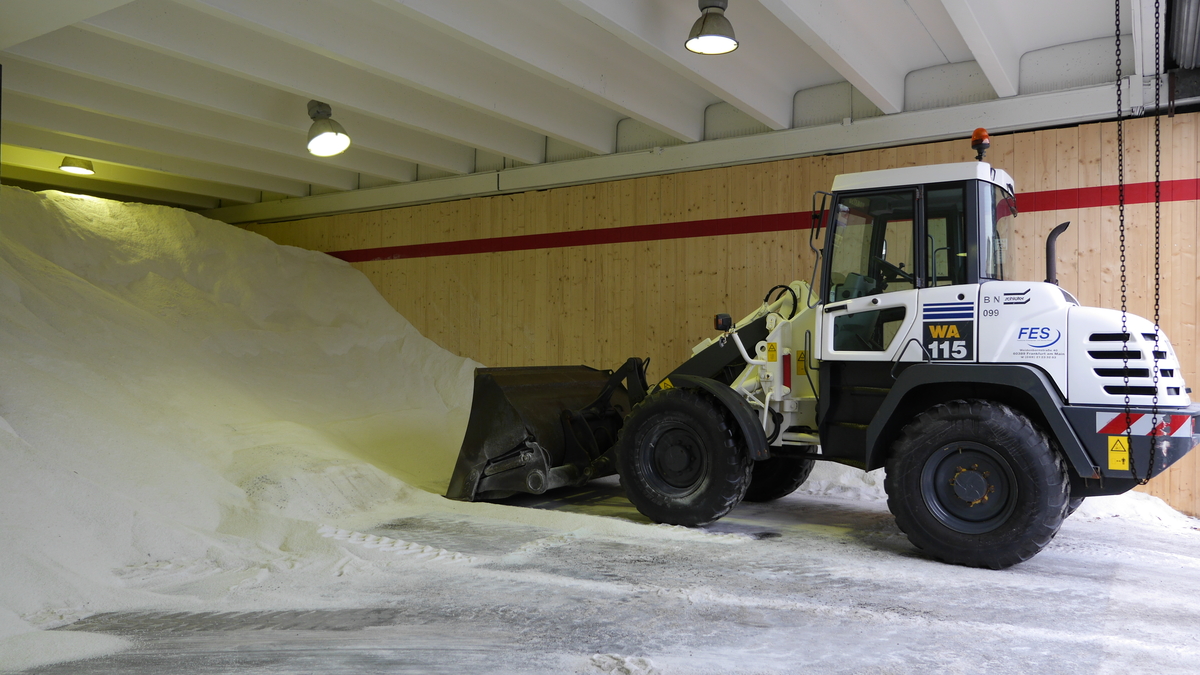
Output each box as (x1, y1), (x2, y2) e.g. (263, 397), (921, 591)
(874, 256), (914, 285)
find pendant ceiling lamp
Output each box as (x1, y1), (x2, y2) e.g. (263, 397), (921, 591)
(686, 0), (738, 55)
(59, 157), (95, 175)
(306, 100), (351, 157)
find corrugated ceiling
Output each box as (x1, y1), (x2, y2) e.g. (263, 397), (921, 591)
(0, 0), (1183, 218)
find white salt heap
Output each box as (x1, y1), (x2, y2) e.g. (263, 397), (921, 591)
(0, 186), (761, 670)
(0, 186), (481, 665)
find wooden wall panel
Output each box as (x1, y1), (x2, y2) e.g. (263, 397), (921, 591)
(245, 113), (1200, 517)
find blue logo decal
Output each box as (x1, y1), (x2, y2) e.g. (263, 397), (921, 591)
(922, 301), (975, 321)
(1017, 326), (1061, 348)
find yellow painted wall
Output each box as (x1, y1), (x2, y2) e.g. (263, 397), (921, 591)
(247, 114), (1200, 517)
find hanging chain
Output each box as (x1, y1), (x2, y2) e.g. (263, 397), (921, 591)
(1116, 0), (1136, 478)
(1146, 0), (1163, 485)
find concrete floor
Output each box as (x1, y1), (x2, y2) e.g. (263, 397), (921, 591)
(27, 480), (1200, 675)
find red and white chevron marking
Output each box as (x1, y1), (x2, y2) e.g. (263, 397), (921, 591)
(1096, 412), (1194, 437)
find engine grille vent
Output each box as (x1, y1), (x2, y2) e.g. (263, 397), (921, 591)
(1087, 331), (1183, 400)
(1103, 385), (1159, 395)
(1089, 350), (1143, 360)
(1094, 367), (1150, 377)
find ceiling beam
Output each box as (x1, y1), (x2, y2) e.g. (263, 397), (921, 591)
(2, 92), (360, 190)
(207, 82), (1122, 225)
(2, 59), (417, 183)
(906, 0), (974, 63)
(1130, 0), (1167, 77)
(2, 123), (311, 197)
(372, 0), (711, 143)
(2, 163), (221, 210)
(80, 0), (548, 163)
(4, 28), (475, 174)
(181, 0), (620, 154)
(0, 0), (133, 49)
(2, 143), (261, 204)
(756, 0), (907, 114)
(938, 0), (1018, 97)
(556, 0), (798, 130)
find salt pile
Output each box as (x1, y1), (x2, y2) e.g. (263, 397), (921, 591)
(799, 464), (887, 501)
(0, 186), (753, 671)
(0, 186), (479, 666)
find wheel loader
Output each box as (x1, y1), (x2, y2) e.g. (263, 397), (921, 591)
(445, 130), (1200, 569)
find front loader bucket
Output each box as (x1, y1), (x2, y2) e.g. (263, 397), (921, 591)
(445, 359), (647, 502)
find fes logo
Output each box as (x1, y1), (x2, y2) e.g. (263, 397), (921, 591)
(1017, 326), (1061, 348)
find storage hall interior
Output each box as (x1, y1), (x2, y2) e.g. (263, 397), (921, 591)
(3, 1), (1200, 673)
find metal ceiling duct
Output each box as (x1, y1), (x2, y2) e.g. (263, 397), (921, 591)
(1172, 0), (1200, 68)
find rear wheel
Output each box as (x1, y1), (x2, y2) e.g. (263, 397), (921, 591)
(743, 454), (816, 502)
(616, 387), (751, 526)
(885, 399), (1069, 569)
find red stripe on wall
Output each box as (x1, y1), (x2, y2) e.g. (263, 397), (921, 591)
(328, 178), (1200, 263)
(331, 211), (814, 263)
(1017, 178), (1199, 212)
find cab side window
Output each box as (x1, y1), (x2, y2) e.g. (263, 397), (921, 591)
(826, 191), (916, 352)
(925, 185), (968, 287)
(827, 191), (916, 303)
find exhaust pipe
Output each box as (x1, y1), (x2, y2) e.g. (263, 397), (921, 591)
(1045, 221), (1070, 285)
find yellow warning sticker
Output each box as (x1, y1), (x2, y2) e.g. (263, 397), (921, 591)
(767, 342), (778, 362)
(1108, 435), (1131, 471)
(659, 377), (674, 390)
(797, 350), (807, 371)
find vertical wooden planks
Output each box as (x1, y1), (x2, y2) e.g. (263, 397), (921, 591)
(1125, 118), (1152, 317)
(989, 131), (1016, 192)
(592, 182), (617, 368)
(1077, 122), (1105, 309)
(1099, 121), (1122, 312)
(1011, 130), (1039, 282)
(1054, 127), (1081, 293)
(726, 161), (752, 326)
(1174, 115), (1199, 391)
(580, 184), (600, 368)
(1029, 128), (1058, 285)
(1176, 112), (1199, 514)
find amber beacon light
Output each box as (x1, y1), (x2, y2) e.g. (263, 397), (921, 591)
(971, 128), (991, 161)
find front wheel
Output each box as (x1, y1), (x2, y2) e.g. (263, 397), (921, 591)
(616, 387), (751, 526)
(885, 399), (1069, 569)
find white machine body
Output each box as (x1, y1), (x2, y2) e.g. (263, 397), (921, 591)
(713, 161), (1192, 452)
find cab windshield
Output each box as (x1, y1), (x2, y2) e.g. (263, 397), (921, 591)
(983, 184), (1016, 280)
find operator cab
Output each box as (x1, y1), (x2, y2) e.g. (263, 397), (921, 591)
(817, 162), (1017, 355)
(822, 162), (1017, 307)
(814, 161), (1018, 463)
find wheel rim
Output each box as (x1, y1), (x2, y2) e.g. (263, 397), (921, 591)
(640, 421), (707, 496)
(920, 441), (1018, 534)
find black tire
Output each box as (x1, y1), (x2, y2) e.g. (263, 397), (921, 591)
(616, 387), (752, 526)
(1065, 495), (1085, 518)
(884, 399), (1069, 569)
(743, 454), (816, 502)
